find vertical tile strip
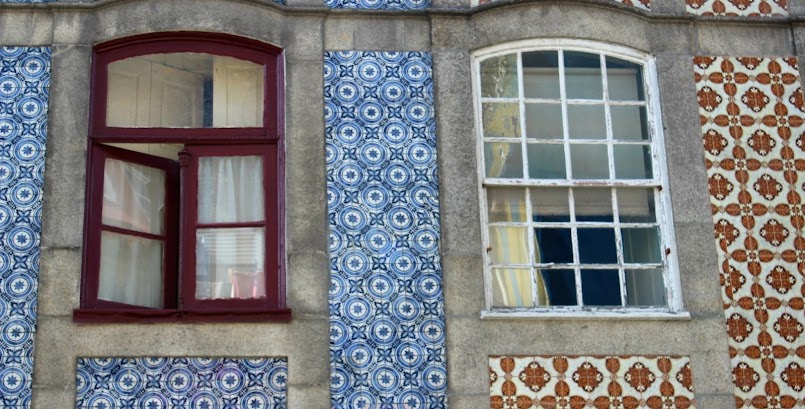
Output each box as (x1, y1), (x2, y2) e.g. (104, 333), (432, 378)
(0, 47), (50, 409)
(489, 355), (696, 409)
(696, 56), (805, 409)
(325, 51), (448, 409)
(75, 357), (288, 408)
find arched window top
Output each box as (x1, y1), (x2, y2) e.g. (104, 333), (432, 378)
(92, 32), (283, 140)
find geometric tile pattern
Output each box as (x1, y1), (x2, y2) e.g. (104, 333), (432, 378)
(695, 56), (805, 409)
(489, 355), (697, 409)
(0, 46), (50, 409)
(686, 0), (786, 16)
(475, 0), (650, 11)
(324, 0), (428, 11)
(75, 357), (287, 409)
(324, 51), (447, 409)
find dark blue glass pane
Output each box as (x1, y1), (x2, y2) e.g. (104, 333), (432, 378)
(577, 228), (617, 263)
(534, 228), (573, 263)
(581, 269), (620, 306)
(539, 269), (577, 306)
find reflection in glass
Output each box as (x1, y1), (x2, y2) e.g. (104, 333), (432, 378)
(618, 188), (656, 223)
(107, 53), (264, 128)
(605, 56), (644, 101)
(574, 188), (613, 222)
(491, 268), (534, 307)
(523, 51), (560, 99)
(525, 103), (563, 139)
(489, 227), (529, 264)
(626, 269), (666, 306)
(614, 145), (653, 179)
(531, 187), (570, 222)
(567, 104), (606, 139)
(611, 106), (648, 141)
(196, 227), (266, 300)
(99, 231), (163, 308)
(483, 103), (521, 139)
(485, 142), (523, 178)
(487, 187), (527, 222)
(527, 144), (566, 179)
(622, 228), (662, 263)
(564, 51), (603, 100)
(102, 159), (166, 235)
(198, 156), (264, 223)
(581, 269), (621, 306)
(481, 54), (518, 98)
(570, 144), (608, 179)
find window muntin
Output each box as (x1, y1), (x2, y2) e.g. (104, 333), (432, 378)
(77, 33), (287, 323)
(476, 45), (678, 313)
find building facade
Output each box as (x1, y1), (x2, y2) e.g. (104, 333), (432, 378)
(0, 0), (803, 408)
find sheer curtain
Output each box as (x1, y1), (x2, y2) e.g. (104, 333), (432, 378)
(98, 159), (166, 308)
(196, 156), (265, 300)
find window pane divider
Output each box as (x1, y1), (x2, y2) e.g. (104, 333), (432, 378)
(100, 224), (165, 241)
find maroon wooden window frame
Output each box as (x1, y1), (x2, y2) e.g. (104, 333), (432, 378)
(75, 32), (289, 323)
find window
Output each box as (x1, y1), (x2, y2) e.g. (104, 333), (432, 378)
(474, 41), (683, 317)
(74, 33), (288, 323)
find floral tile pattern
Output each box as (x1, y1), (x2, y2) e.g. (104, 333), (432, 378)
(696, 56), (805, 409)
(475, 0), (650, 11)
(685, 0), (786, 16)
(489, 355), (696, 409)
(324, 0), (428, 11)
(75, 357), (287, 409)
(0, 46), (50, 409)
(324, 51), (447, 409)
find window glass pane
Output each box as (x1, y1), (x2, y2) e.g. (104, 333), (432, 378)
(570, 144), (608, 179)
(574, 188), (613, 222)
(567, 104), (606, 139)
(198, 156), (264, 223)
(525, 103), (563, 140)
(107, 53), (264, 128)
(102, 158), (165, 235)
(105, 143), (183, 160)
(618, 188), (656, 223)
(99, 231), (163, 308)
(625, 269), (666, 306)
(605, 57), (644, 101)
(611, 106), (648, 141)
(480, 54), (518, 98)
(487, 187), (526, 222)
(538, 269), (577, 306)
(485, 142), (523, 178)
(534, 228), (573, 263)
(482, 103), (520, 139)
(614, 145), (653, 179)
(622, 227), (662, 263)
(564, 51), (603, 100)
(489, 227), (529, 264)
(526, 143), (566, 179)
(196, 227), (265, 300)
(578, 228), (617, 263)
(491, 268), (534, 308)
(581, 269), (621, 306)
(530, 187), (570, 222)
(523, 51), (560, 99)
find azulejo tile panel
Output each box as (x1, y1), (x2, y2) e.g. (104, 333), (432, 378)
(695, 56), (805, 409)
(75, 357), (288, 409)
(475, 0), (650, 11)
(324, 0), (428, 11)
(0, 46), (50, 409)
(324, 51), (447, 409)
(685, 0), (786, 16)
(489, 356), (697, 409)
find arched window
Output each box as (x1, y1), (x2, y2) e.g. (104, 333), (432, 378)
(474, 40), (684, 317)
(75, 32), (288, 323)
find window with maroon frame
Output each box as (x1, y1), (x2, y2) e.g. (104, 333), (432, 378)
(74, 32), (288, 323)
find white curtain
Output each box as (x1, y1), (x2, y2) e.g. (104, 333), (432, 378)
(99, 159), (166, 308)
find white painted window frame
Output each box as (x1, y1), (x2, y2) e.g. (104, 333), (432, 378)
(472, 39), (688, 320)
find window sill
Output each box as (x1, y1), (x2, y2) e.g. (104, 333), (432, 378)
(480, 309), (691, 320)
(73, 308), (292, 324)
